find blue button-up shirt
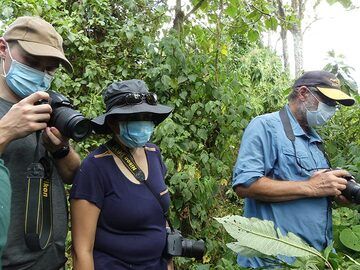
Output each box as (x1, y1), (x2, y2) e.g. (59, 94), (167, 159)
(232, 105), (332, 268)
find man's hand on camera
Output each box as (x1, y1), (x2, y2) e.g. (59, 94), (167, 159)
(334, 194), (351, 205)
(305, 169), (349, 197)
(42, 126), (70, 153)
(0, 91), (51, 153)
(42, 126), (81, 184)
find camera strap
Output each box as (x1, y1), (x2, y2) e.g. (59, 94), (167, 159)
(105, 139), (174, 231)
(279, 107), (332, 167)
(24, 131), (53, 251)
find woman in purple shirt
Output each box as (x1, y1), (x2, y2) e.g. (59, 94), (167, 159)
(70, 79), (173, 270)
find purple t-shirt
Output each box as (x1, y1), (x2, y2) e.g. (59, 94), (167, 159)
(70, 143), (170, 270)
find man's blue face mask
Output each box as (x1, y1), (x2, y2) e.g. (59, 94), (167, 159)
(2, 44), (53, 98)
(118, 121), (155, 148)
(305, 90), (337, 127)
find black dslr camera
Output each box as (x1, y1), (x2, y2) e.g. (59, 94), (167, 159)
(342, 174), (360, 204)
(166, 229), (206, 259)
(44, 91), (92, 141)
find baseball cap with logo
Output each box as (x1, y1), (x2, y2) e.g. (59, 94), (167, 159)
(293, 70), (355, 106)
(3, 16), (73, 72)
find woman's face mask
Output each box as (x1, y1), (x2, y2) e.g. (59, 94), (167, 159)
(305, 90), (337, 127)
(118, 121), (155, 148)
(2, 44), (53, 98)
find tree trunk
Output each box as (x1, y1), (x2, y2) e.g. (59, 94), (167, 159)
(280, 27), (290, 72)
(291, 0), (306, 77)
(276, 0), (290, 72)
(173, 0), (184, 32)
(173, 0), (206, 34)
(292, 25), (303, 76)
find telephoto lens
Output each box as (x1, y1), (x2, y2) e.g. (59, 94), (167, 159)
(342, 175), (360, 204)
(47, 91), (92, 141)
(166, 229), (206, 259)
(181, 238), (206, 259)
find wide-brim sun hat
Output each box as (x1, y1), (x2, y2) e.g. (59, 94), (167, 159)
(92, 79), (173, 134)
(3, 16), (73, 73)
(293, 70), (355, 106)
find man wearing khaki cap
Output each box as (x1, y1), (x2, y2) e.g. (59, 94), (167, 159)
(0, 16), (80, 269)
(232, 71), (356, 268)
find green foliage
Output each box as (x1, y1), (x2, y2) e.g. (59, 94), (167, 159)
(340, 225), (360, 251)
(217, 215), (360, 269)
(324, 50), (359, 94)
(1, 0), (359, 269)
(216, 215), (329, 269)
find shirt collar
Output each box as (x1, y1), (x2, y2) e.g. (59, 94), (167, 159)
(285, 104), (322, 143)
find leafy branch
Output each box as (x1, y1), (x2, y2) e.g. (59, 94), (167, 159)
(215, 215), (333, 269)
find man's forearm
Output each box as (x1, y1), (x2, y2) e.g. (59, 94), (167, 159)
(235, 169), (348, 202)
(54, 146), (81, 184)
(235, 176), (313, 202)
(0, 120), (14, 154)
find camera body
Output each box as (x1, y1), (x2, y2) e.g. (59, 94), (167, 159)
(166, 228), (205, 259)
(342, 174), (360, 204)
(45, 91), (92, 141)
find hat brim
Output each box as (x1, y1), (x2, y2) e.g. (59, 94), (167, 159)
(317, 87), (355, 106)
(91, 103), (173, 134)
(18, 40), (73, 73)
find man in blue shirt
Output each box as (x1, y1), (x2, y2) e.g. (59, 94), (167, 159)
(232, 71), (355, 268)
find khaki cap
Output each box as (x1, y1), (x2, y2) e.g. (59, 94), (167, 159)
(3, 16), (73, 73)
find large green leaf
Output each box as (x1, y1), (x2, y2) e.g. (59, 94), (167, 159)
(226, 242), (264, 257)
(339, 226), (360, 251)
(215, 215), (324, 260)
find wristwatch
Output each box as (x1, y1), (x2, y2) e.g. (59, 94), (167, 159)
(51, 145), (70, 159)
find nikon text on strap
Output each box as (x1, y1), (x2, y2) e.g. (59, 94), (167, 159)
(106, 139), (174, 230)
(24, 131), (53, 250)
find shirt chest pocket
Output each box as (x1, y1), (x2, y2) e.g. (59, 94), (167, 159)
(280, 147), (315, 177)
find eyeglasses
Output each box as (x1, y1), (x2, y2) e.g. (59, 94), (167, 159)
(308, 87), (340, 109)
(116, 92), (158, 106)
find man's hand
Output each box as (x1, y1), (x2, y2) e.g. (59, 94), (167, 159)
(42, 126), (69, 153)
(42, 126), (81, 184)
(334, 194), (351, 205)
(306, 169), (350, 197)
(0, 91), (51, 153)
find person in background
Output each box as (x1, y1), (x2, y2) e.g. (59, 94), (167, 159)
(0, 16), (81, 269)
(70, 79), (174, 270)
(232, 71), (355, 268)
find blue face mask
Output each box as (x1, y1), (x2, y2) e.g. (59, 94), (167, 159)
(2, 45), (53, 98)
(305, 91), (337, 127)
(306, 101), (336, 127)
(118, 121), (155, 148)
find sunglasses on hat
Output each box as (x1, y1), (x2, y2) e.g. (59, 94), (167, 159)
(114, 92), (158, 107)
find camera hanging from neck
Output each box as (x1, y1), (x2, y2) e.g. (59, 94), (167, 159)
(24, 130), (54, 251)
(105, 139), (174, 231)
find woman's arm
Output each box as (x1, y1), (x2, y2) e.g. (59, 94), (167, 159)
(167, 259), (174, 270)
(71, 199), (100, 270)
